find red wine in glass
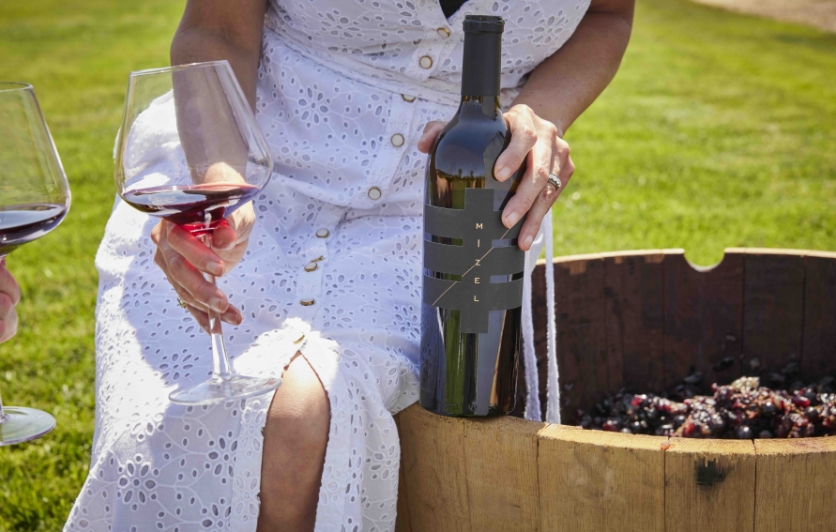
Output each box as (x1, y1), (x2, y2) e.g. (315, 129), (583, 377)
(121, 183), (259, 233)
(0, 203), (68, 256)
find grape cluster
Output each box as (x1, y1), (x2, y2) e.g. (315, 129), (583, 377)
(579, 369), (836, 439)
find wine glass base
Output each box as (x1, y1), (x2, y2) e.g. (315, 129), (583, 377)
(169, 375), (282, 405)
(0, 407), (56, 446)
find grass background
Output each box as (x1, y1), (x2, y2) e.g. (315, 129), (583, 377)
(0, 0), (834, 528)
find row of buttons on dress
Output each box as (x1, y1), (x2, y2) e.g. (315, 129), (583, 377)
(297, 52), (430, 306)
(419, 27), (451, 70)
(299, 232), (330, 306)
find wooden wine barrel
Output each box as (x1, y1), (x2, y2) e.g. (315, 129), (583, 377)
(394, 248), (836, 532)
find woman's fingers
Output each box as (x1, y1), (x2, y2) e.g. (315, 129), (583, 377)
(165, 222), (225, 277)
(506, 143), (553, 248)
(153, 222), (243, 327)
(0, 260), (21, 307)
(516, 176), (560, 251)
(494, 106), (539, 182)
(155, 246), (243, 325)
(186, 305), (211, 334)
(0, 291), (12, 320)
(515, 148), (574, 251)
(0, 261), (18, 343)
(163, 244), (228, 313)
(417, 121), (447, 153)
(165, 266), (242, 328)
(211, 221), (237, 251)
(212, 203), (255, 272)
(0, 291), (17, 342)
(501, 127), (553, 230)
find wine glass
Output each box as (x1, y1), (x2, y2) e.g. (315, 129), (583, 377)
(0, 82), (70, 445)
(114, 61), (281, 405)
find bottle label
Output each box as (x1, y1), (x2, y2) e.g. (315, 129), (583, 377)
(423, 188), (525, 334)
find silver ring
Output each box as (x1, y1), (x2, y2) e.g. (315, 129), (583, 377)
(547, 172), (562, 190)
(177, 297), (188, 309)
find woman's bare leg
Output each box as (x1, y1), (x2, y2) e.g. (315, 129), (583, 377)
(256, 354), (330, 532)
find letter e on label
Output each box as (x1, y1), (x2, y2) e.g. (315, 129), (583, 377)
(474, 277), (480, 284)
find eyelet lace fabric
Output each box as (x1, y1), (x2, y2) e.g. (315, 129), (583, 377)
(65, 0), (589, 530)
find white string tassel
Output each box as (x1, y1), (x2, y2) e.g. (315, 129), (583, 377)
(522, 247), (541, 421)
(543, 207), (561, 424)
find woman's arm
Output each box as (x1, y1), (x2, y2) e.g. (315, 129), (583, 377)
(152, 0), (269, 330)
(171, 0), (268, 109)
(419, 0), (635, 250)
(511, 0), (635, 135)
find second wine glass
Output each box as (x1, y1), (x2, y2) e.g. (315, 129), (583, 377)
(114, 61), (280, 405)
(0, 81), (70, 444)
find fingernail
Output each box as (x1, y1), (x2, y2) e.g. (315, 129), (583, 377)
(503, 211), (520, 228)
(522, 234), (534, 248)
(210, 296), (226, 313)
(495, 166), (512, 181)
(225, 307), (243, 325)
(207, 262), (224, 277)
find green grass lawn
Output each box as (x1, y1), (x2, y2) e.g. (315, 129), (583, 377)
(0, 0), (834, 529)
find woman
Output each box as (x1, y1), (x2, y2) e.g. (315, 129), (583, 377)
(66, 0), (634, 530)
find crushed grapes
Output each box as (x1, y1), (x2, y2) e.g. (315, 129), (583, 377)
(578, 364), (836, 439)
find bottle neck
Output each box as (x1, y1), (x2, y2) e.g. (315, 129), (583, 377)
(461, 31), (502, 98)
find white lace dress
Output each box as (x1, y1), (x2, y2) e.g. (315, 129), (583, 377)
(65, 0), (589, 530)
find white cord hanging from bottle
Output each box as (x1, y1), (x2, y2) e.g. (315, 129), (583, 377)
(522, 207), (560, 423)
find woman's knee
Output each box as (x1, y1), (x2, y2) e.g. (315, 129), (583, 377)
(260, 354), (330, 478)
(266, 355), (330, 435)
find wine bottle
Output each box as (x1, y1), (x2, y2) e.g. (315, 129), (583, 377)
(420, 15), (525, 417)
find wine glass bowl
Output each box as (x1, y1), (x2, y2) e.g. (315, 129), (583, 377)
(114, 61), (280, 405)
(0, 81), (70, 445)
(116, 63), (272, 235)
(0, 82), (70, 258)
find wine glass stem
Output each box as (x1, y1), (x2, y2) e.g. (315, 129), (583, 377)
(0, 386), (6, 424)
(0, 257), (5, 422)
(199, 233), (233, 382)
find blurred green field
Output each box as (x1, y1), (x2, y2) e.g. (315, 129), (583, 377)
(0, 0), (834, 529)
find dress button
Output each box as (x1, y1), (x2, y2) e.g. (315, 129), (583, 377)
(304, 262), (318, 272)
(401, 94), (416, 103)
(437, 27), (451, 38)
(391, 133), (405, 147)
(300, 298), (315, 306)
(368, 187), (382, 200)
(419, 56), (433, 69)
(316, 228), (330, 238)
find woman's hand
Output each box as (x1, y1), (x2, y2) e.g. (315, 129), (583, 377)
(151, 204), (252, 332)
(418, 103), (574, 251)
(0, 259), (21, 343)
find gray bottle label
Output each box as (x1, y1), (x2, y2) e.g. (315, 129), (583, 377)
(423, 187), (525, 334)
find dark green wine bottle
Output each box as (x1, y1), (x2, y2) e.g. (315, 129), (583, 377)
(420, 15), (524, 417)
